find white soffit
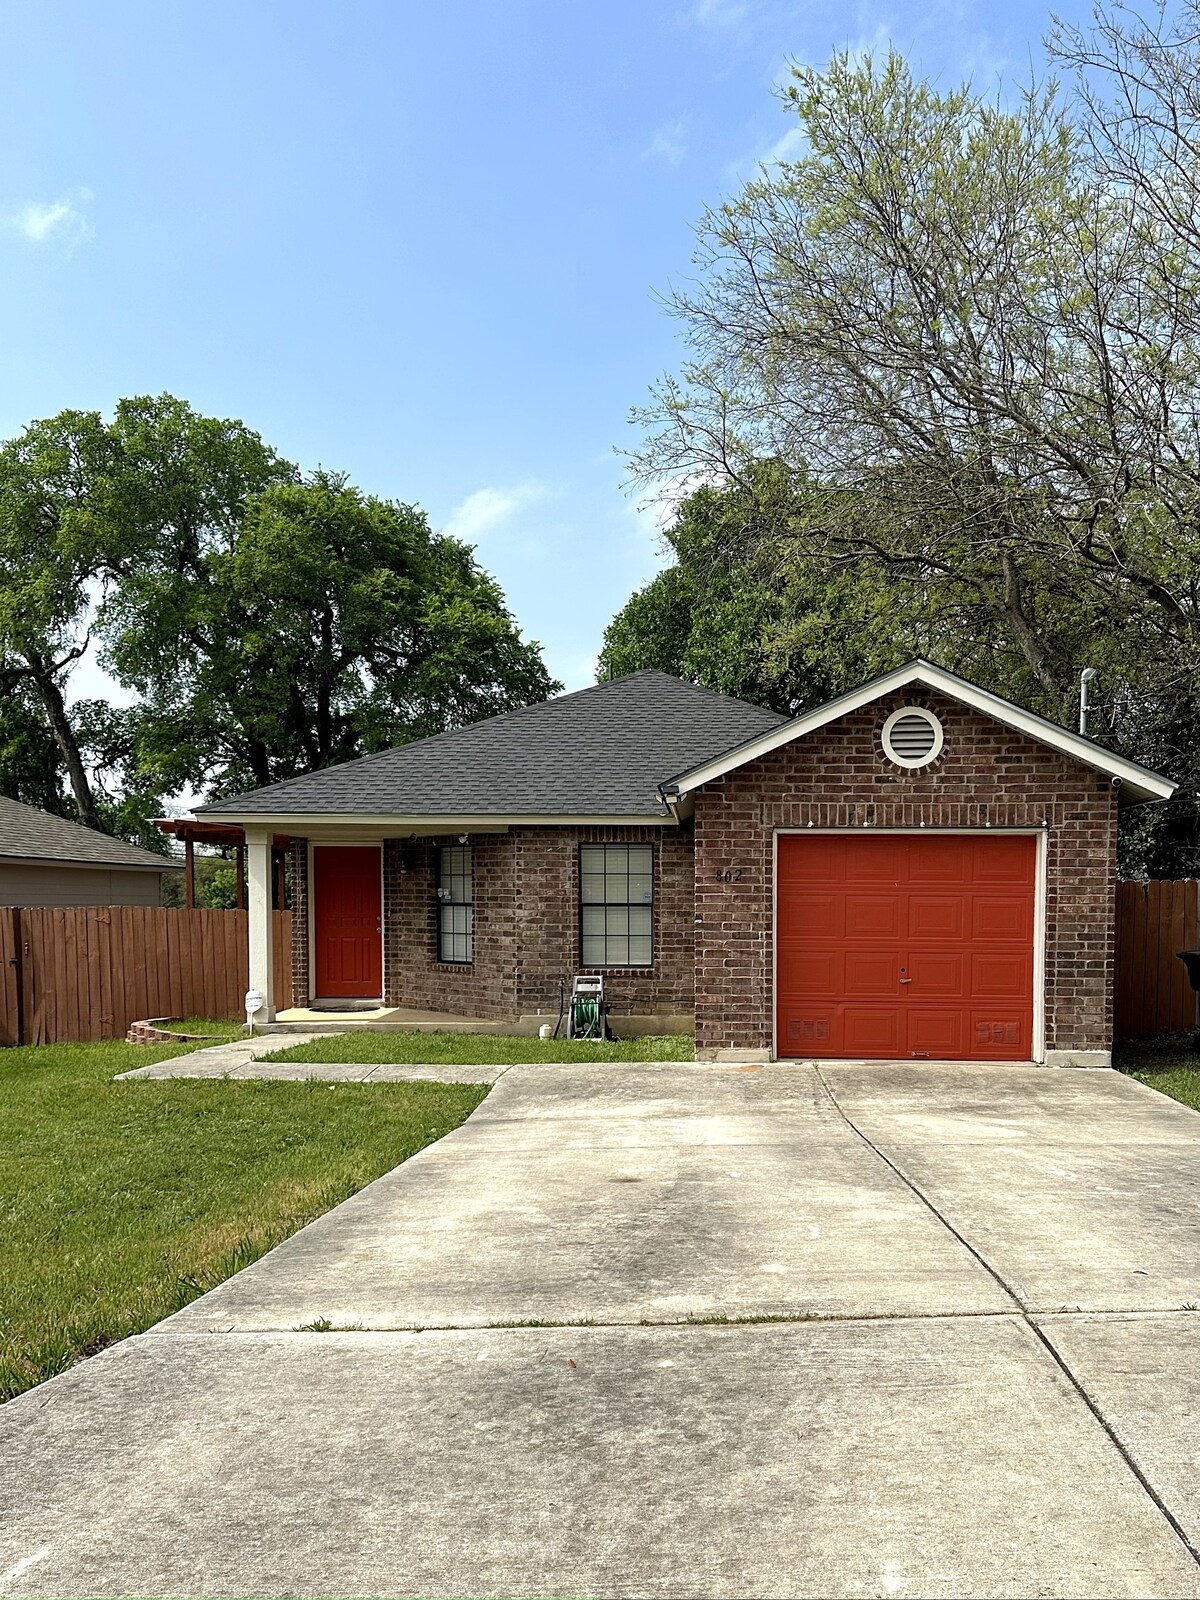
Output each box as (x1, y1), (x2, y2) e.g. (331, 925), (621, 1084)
(667, 660), (1176, 805)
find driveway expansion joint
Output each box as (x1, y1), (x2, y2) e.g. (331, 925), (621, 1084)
(814, 1063), (1200, 1575)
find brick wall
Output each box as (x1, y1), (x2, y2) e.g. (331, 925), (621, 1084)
(510, 825), (695, 1018)
(383, 835), (518, 1020)
(377, 825), (695, 1022)
(691, 687), (1118, 1058)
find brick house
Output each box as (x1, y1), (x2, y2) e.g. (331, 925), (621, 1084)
(201, 661), (1174, 1065)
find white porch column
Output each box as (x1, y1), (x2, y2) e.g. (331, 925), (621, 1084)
(246, 828), (276, 1023)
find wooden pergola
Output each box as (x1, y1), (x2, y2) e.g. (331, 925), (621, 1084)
(153, 818), (290, 910)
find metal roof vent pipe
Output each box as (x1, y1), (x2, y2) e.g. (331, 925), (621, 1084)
(1079, 667), (1098, 736)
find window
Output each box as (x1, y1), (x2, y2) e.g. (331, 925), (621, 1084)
(881, 706), (944, 769)
(580, 843), (653, 966)
(437, 845), (473, 963)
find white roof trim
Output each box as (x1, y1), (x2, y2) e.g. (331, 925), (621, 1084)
(668, 660), (1176, 805)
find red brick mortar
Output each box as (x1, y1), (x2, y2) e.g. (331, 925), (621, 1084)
(690, 686), (1118, 1056)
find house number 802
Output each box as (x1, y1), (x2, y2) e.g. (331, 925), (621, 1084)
(714, 868), (743, 883)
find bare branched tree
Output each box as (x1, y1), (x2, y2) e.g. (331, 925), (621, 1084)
(631, 52), (1200, 728)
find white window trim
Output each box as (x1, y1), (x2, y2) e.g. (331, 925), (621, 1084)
(881, 706), (944, 769)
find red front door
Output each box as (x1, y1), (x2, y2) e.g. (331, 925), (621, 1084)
(313, 846), (382, 999)
(776, 834), (1035, 1061)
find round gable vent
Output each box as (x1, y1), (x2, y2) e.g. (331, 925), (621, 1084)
(882, 706), (943, 769)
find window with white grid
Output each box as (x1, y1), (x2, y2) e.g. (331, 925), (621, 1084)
(580, 843), (653, 967)
(438, 845), (473, 963)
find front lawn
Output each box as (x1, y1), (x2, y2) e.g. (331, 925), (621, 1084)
(1116, 1037), (1200, 1112)
(0, 1036), (486, 1401)
(264, 1029), (695, 1065)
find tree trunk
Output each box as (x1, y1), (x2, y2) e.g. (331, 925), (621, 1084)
(1000, 551), (1065, 710)
(26, 654), (102, 830)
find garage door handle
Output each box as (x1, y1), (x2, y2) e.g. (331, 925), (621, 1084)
(899, 977), (912, 984)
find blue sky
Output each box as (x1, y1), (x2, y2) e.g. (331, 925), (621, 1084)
(1, 0), (1086, 701)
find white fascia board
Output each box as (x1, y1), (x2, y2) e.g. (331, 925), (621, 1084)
(670, 660), (1176, 804)
(198, 812), (677, 831)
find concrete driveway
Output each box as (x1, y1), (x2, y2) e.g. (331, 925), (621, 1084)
(4, 1061), (1200, 1599)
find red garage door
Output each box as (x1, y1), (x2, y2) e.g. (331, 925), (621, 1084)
(776, 834), (1035, 1061)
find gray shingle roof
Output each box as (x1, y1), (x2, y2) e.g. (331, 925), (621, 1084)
(0, 795), (182, 870)
(201, 672), (787, 818)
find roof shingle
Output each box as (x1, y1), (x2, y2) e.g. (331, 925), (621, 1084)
(201, 672), (786, 818)
(0, 796), (181, 870)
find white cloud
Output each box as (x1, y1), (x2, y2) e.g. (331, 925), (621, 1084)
(644, 119), (688, 168)
(761, 125), (806, 167)
(692, 0), (751, 26)
(7, 189), (94, 246)
(442, 480), (549, 543)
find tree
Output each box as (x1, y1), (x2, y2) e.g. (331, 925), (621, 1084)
(630, 51), (1200, 872)
(0, 394), (293, 831)
(0, 679), (69, 815)
(600, 468), (940, 711)
(105, 471), (560, 796)
(0, 410), (115, 828)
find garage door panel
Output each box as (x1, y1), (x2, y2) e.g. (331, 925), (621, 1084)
(843, 1007), (902, 1056)
(780, 1010), (836, 1051)
(843, 841), (903, 882)
(971, 952), (1032, 1000)
(972, 896), (1033, 941)
(785, 836), (843, 881)
(906, 951), (966, 997)
(844, 893), (901, 940)
(970, 1011), (1027, 1058)
(971, 835), (1036, 882)
(778, 892), (843, 938)
(906, 839), (970, 884)
(777, 834), (1035, 1061)
(906, 1008), (965, 1058)
(844, 951), (900, 997)
(777, 948), (842, 998)
(907, 895), (965, 939)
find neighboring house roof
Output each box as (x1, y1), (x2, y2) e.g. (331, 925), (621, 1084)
(0, 795), (183, 871)
(200, 672), (789, 821)
(666, 659), (1176, 806)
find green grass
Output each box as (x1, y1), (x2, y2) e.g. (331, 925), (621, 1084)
(156, 1015), (244, 1041)
(263, 1029), (695, 1065)
(1116, 1036), (1200, 1112)
(0, 1034), (486, 1401)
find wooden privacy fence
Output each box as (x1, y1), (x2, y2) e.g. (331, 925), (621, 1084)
(1115, 880), (1199, 1039)
(0, 906), (293, 1046)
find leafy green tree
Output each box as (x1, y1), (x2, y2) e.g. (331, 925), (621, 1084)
(0, 394), (292, 831)
(600, 469), (932, 710)
(0, 679), (69, 815)
(198, 864), (238, 910)
(106, 471), (560, 796)
(0, 410), (115, 827)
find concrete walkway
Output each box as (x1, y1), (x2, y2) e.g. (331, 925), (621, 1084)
(3, 1061), (1200, 1598)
